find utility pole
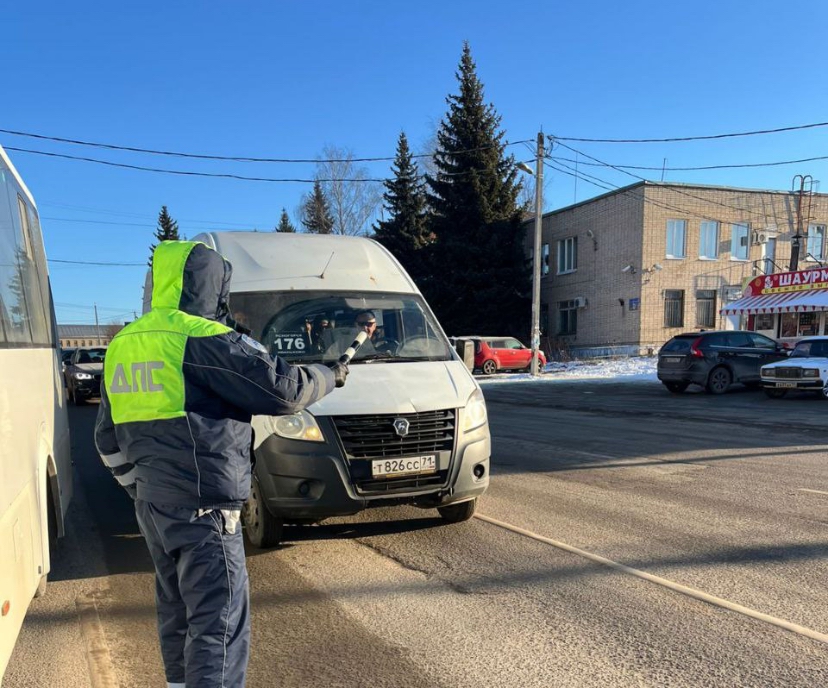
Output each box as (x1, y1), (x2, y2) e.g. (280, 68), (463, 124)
(516, 132), (545, 376)
(790, 174), (813, 271)
(94, 303), (101, 345)
(530, 132), (544, 377)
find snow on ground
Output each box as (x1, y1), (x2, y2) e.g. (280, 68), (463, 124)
(477, 357), (658, 384)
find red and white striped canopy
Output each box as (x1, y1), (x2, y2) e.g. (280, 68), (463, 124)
(720, 290), (828, 315)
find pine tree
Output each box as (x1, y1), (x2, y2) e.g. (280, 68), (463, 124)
(300, 181), (334, 234)
(374, 132), (432, 281)
(148, 205), (181, 266)
(425, 43), (530, 336)
(275, 208), (297, 233)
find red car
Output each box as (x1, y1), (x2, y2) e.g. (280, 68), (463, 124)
(454, 336), (547, 375)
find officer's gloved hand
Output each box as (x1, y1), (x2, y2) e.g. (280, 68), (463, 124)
(328, 362), (349, 388)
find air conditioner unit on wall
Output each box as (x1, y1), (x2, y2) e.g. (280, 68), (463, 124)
(752, 230), (768, 245)
(574, 296), (587, 308)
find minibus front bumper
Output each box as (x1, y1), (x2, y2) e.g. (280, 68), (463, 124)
(252, 415), (490, 521)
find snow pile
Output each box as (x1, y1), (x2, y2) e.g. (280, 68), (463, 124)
(477, 357), (658, 384)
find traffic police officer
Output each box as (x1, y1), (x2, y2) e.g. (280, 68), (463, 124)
(95, 240), (347, 687)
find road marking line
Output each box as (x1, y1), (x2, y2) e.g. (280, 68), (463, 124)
(475, 513), (828, 645)
(799, 488), (828, 496)
(76, 590), (118, 688)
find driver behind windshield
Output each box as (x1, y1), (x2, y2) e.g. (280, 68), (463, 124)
(354, 309), (394, 354)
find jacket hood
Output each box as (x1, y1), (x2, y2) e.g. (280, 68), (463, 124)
(151, 241), (233, 321)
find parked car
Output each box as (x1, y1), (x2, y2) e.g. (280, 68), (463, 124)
(64, 347), (107, 404)
(657, 330), (787, 394)
(60, 348), (76, 384)
(761, 337), (828, 399)
(453, 336), (547, 375)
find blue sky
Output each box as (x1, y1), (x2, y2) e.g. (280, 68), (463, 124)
(4, 1), (828, 324)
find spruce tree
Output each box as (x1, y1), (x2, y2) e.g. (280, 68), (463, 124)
(425, 43), (530, 336)
(148, 205), (181, 266)
(275, 208), (297, 233)
(300, 181), (334, 234)
(374, 132), (432, 281)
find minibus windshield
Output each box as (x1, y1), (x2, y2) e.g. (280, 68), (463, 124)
(229, 291), (453, 364)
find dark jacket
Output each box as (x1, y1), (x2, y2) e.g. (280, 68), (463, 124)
(94, 241), (335, 509)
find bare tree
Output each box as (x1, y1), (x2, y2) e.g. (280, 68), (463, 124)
(315, 145), (382, 236)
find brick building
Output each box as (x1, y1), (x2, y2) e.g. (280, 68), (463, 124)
(527, 181), (828, 357)
(58, 324), (125, 349)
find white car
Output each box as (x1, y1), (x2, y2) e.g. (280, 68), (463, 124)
(761, 336), (828, 399)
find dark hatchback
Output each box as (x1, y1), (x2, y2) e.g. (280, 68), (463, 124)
(657, 331), (788, 394)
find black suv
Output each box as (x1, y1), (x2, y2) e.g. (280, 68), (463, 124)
(657, 331), (788, 394)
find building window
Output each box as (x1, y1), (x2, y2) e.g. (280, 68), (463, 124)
(699, 222), (719, 259)
(541, 243), (550, 275)
(666, 220), (686, 258)
(558, 300), (578, 335)
(754, 313), (774, 331)
(696, 290), (716, 328)
(807, 224), (826, 261)
(664, 290), (684, 328)
(557, 237), (577, 274)
(731, 223), (749, 260)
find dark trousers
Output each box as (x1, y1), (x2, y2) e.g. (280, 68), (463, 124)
(135, 500), (250, 688)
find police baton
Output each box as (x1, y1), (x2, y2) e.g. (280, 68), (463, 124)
(339, 331), (369, 365)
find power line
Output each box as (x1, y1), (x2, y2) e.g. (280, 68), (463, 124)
(551, 140), (794, 226)
(3, 147), (386, 183)
(49, 258), (145, 266)
(554, 120), (828, 144)
(6, 145), (527, 185)
(0, 127), (530, 163)
(549, 153), (828, 172)
(41, 201), (267, 229)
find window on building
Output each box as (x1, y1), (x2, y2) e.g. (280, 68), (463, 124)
(780, 313), (798, 338)
(558, 300), (578, 335)
(699, 222), (719, 259)
(541, 243), (550, 275)
(664, 290), (684, 328)
(807, 224), (826, 261)
(731, 223), (749, 260)
(696, 290), (716, 328)
(754, 313), (774, 331)
(666, 220), (686, 258)
(557, 237), (577, 274)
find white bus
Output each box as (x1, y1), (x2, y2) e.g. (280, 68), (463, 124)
(0, 145), (72, 679)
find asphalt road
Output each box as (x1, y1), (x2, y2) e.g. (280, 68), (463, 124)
(6, 378), (828, 687)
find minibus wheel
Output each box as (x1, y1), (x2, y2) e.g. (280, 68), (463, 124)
(243, 478), (284, 548)
(437, 498), (477, 523)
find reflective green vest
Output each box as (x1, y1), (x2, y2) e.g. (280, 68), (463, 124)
(104, 241), (231, 424)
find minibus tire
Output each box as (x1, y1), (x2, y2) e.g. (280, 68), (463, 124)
(438, 498), (477, 523)
(243, 478), (284, 548)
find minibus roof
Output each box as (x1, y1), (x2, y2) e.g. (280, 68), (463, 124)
(194, 232), (418, 294)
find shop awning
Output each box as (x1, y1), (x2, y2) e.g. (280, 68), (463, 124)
(721, 289), (828, 315)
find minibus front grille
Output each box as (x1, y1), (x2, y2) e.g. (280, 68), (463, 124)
(333, 409), (456, 459)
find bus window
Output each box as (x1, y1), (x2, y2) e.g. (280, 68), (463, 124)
(15, 195), (49, 345)
(0, 173), (28, 344)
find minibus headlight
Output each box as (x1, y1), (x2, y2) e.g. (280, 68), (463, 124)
(462, 389), (488, 432)
(272, 410), (325, 442)
(74, 372), (93, 380)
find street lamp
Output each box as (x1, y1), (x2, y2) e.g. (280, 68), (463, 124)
(517, 133), (544, 376)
